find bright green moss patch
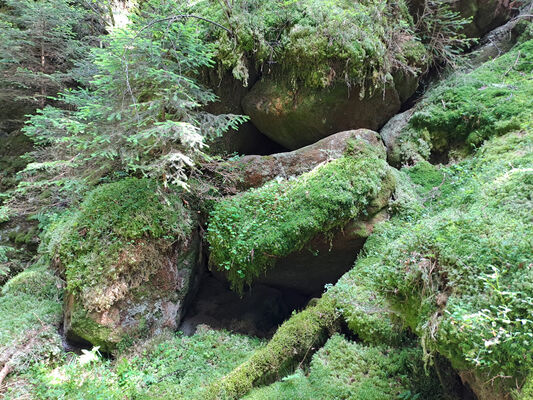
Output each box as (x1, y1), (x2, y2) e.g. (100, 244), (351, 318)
(397, 40), (533, 163)
(245, 334), (448, 400)
(342, 129), (533, 392)
(207, 141), (393, 292)
(44, 178), (191, 312)
(177, 0), (426, 89)
(4, 328), (263, 400)
(0, 264), (63, 373)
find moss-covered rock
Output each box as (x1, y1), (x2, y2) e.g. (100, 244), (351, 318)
(207, 137), (394, 293)
(204, 296), (339, 399)
(335, 128), (533, 399)
(390, 39), (533, 164)
(0, 265), (63, 375)
(245, 334), (454, 400)
(45, 178), (199, 351)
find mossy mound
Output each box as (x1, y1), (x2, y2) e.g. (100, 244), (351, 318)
(44, 178), (196, 350)
(177, 0), (426, 89)
(45, 178), (191, 312)
(245, 334), (449, 400)
(340, 129), (532, 397)
(207, 139), (394, 292)
(392, 39), (533, 164)
(0, 265), (63, 374)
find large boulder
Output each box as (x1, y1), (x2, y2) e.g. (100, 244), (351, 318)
(230, 129), (383, 190)
(207, 131), (395, 294)
(46, 178), (201, 351)
(241, 79), (412, 150)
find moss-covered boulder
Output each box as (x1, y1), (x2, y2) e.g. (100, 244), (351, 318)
(242, 79), (414, 150)
(46, 178), (200, 351)
(0, 265), (63, 379)
(385, 39), (533, 165)
(179, 0), (427, 150)
(207, 134), (394, 294)
(336, 129), (533, 399)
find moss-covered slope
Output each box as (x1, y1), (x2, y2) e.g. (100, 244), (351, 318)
(339, 129), (532, 396)
(390, 39), (533, 164)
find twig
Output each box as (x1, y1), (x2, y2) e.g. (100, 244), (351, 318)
(504, 50), (521, 76)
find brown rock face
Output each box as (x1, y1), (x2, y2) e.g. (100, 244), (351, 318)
(63, 233), (202, 352)
(230, 129), (385, 190)
(242, 79), (411, 150)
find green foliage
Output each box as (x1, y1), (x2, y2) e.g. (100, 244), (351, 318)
(177, 0), (427, 90)
(342, 129), (533, 391)
(15, 0), (247, 215)
(5, 329), (263, 400)
(246, 334), (447, 400)
(204, 296), (339, 400)
(328, 262), (406, 347)
(43, 178), (191, 312)
(0, 264), (63, 373)
(397, 40), (533, 163)
(207, 141), (393, 292)
(0, 0), (96, 108)
(413, 0), (476, 67)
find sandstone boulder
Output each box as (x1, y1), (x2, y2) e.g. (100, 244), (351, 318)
(207, 131), (395, 295)
(232, 129), (384, 190)
(241, 79), (411, 150)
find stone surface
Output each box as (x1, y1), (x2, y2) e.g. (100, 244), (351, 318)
(468, 6), (532, 66)
(379, 110), (413, 166)
(241, 79), (410, 150)
(63, 233), (202, 351)
(254, 210), (390, 296)
(232, 129), (384, 190)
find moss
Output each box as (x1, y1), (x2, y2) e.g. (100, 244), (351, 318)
(44, 178), (191, 312)
(329, 257), (405, 347)
(338, 129), (533, 393)
(207, 140), (393, 292)
(176, 0), (426, 90)
(245, 334), (449, 400)
(9, 328), (264, 400)
(204, 296), (339, 399)
(396, 40), (533, 163)
(515, 375), (533, 400)
(0, 265), (63, 372)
